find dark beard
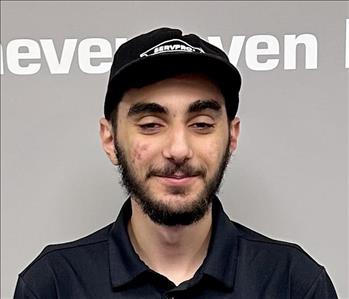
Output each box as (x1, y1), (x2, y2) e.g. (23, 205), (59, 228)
(115, 139), (231, 226)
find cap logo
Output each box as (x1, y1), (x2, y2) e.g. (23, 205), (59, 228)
(140, 39), (205, 57)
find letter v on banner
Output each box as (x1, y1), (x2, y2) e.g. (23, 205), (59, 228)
(208, 36), (245, 66)
(40, 39), (77, 74)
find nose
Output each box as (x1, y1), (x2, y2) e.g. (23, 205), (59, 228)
(162, 127), (193, 164)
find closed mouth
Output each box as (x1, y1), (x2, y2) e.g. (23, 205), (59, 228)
(156, 174), (198, 179)
(153, 174), (199, 185)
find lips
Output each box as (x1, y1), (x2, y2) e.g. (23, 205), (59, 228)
(155, 174), (198, 186)
(165, 174), (192, 179)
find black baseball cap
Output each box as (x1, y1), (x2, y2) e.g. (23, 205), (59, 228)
(104, 27), (241, 120)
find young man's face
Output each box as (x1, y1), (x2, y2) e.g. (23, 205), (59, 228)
(100, 73), (240, 226)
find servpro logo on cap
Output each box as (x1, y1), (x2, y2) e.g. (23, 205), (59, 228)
(140, 39), (205, 57)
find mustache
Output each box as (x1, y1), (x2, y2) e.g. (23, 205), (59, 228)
(146, 163), (207, 179)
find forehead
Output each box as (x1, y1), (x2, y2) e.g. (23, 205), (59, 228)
(119, 73), (225, 112)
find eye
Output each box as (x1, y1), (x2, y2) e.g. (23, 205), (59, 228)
(192, 122), (214, 128)
(139, 123), (160, 129)
(138, 122), (163, 134)
(190, 122), (215, 132)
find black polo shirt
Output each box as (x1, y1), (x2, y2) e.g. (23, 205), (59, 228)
(14, 197), (338, 299)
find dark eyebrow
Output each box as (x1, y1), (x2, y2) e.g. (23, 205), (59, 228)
(187, 99), (222, 114)
(127, 102), (168, 117)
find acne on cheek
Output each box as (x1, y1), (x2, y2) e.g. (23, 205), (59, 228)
(131, 143), (149, 163)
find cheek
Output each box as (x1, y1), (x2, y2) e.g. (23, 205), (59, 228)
(198, 140), (227, 166)
(206, 147), (221, 164)
(131, 143), (149, 164)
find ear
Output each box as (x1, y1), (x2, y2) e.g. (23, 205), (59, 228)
(99, 118), (118, 165)
(229, 117), (240, 154)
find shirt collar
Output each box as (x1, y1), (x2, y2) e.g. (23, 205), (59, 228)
(108, 199), (149, 288)
(200, 196), (240, 289)
(108, 197), (240, 289)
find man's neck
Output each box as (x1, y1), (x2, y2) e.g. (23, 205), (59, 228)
(127, 199), (212, 286)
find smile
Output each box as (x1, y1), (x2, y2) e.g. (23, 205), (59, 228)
(154, 175), (199, 186)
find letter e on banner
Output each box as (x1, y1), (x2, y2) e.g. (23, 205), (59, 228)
(78, 38), (112, 74)
(245, 35), (279, 71)
(7, 39), (41, 75)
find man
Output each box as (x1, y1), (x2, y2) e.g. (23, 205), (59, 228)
(14, 27), (338, 298)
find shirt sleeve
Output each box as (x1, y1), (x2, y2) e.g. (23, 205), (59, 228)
(303, 268), (338, 299)
(14, 275), (40, 299)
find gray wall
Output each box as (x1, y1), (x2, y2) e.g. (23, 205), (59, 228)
(1, 1), (348, 298)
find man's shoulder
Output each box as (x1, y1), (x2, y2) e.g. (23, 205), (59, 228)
(228, 221), (338, 297)
(233, 220), (316, 258)
(231, 220), (327, 289)
(15, 223), (114, 298)
(233, 220), (321, 264)
(20, 222), (113, 277)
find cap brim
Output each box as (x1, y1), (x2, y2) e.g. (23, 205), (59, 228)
(104, 52), (241, 119)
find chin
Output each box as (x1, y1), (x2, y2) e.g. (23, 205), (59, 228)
(153, 192), (203, 210)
